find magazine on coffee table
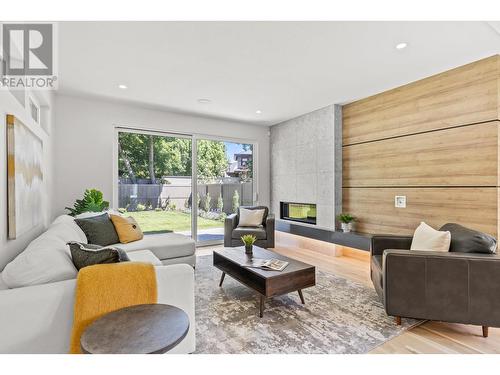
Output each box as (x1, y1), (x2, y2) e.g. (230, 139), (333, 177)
(242, 258), (289, 271)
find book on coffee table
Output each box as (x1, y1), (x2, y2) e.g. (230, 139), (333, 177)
(242, 258), (289, 271)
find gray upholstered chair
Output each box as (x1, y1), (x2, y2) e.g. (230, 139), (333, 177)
(370, 223), (499, 337)
(224, 206), (275, 248)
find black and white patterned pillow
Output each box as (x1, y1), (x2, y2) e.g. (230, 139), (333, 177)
(67, 241), (130, 270)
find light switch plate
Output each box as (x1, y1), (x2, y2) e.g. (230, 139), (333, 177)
(395, 195), (406, 208)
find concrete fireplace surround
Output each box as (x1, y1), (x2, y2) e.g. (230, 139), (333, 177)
(270, 104), (342, 232)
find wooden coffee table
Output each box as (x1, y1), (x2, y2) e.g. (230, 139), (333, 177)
(213, 246), (316, 317)
(80, 304), (189, 354)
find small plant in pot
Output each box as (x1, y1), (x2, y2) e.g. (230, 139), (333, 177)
(241, 234), (257, 255)
(337, 213), (356, 233)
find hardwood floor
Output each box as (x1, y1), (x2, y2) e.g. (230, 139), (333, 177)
(197, 233), (500, 354)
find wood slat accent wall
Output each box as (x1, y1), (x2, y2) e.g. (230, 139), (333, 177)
(343, 121), (499, 187)
(342, 55), (500, 237)
(343, 187), (498, 236)
(343, 55), (500, 145)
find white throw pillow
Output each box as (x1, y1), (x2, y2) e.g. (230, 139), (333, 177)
(410, 222), (451, 252)
(1, 216), (85, 288)
(238, 208), (265, 227)
(51, 215), (88, 243)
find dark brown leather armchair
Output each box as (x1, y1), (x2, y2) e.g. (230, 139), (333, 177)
(371, 229), (500, 338)
(224, 206), (275, 248)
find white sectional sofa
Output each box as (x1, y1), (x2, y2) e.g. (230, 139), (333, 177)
(0, 214), (196, 354)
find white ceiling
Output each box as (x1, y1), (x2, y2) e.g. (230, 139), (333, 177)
(58, 21), (500, 126)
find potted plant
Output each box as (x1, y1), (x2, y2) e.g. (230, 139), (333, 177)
(337, 213), (356, 233)
(241, 234), (257, 255)
(65, 189), (109, 216)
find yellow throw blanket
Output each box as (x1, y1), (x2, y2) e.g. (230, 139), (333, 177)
(70, 262), (157, 354)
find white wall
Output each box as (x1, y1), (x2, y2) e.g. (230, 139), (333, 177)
(0, 89), (55, 270)
(53, 94), (270, 217)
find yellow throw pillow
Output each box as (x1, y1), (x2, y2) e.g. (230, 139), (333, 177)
(109, 214), (144, 244)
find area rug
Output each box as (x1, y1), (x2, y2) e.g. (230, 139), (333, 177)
(194, 254), (422, 354)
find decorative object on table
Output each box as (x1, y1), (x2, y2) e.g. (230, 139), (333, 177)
(74, 213), (120, 246)
(241, 234), (257, 254)
(337, 213), (356, 232)
(109, 214), (144, 243)
(243, 258), (289, 271)
(65, 189), (110, 217)
(70, 262), (158, 353)
(80, 304), (190, 354)
(214, 246), (315, 317)
(67, 242), (130, 270)
(6, 114), (44, 240)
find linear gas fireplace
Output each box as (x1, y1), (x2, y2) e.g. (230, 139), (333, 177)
(280, 202), (317, 225)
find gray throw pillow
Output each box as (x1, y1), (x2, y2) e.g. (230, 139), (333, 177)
(67, 242), (130, 270)
(439, 223), (497, 254)
(74, 213), (119, 246)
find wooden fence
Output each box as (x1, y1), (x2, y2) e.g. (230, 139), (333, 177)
(119, 181), (253, 214)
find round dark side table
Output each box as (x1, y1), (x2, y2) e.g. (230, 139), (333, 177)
(80, 304), (190, 354)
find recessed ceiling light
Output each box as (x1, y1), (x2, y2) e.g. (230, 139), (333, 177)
(118, 84), (128, 89)
(256, 110), (262, 114)
(197, 98), (211, 104)
(395, 42), (408, 50)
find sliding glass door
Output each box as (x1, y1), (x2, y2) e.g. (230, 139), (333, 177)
(116, 129), (256, 244)
(117, 130), (193, 236)
(195, 138), (254, 243)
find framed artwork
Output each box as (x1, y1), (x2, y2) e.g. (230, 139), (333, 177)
(7, 114), (44, 239)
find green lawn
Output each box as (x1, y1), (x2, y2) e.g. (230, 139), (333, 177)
(126, 210), (223, 233)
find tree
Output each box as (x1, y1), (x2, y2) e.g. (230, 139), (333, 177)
(148, 135), (156, 183)
(118, 133), (228, 182)
(118, 132), (150, 180)
(118, 142), (137, 184)
(241, 144), (252, 152)
(154, 137), (192, 177)
(196, 140), (228, 181)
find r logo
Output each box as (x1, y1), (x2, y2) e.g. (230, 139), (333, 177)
(2, 23), (53, 76)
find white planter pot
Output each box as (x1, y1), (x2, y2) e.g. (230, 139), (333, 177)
(341, 222), (353, 232)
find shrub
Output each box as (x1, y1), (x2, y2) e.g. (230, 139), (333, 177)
(217, 193), (223, 212)
(232, 190), (240, 213)
(196, 192), (201, 208)
(203, 192), (211, 212)
(136, 203), (146, 212)
(154, 207), (162, 212)
(118, 207), (127, 214)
